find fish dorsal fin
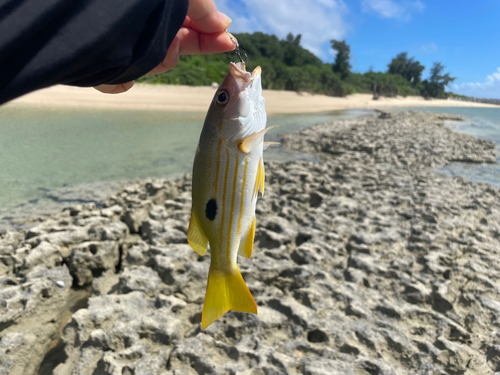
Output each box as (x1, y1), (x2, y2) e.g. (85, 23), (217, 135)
(238, 126), (277, 153)
(187, 209), (208, 256)
(239, 217), (256, 259)
(263, 142), (280, 150)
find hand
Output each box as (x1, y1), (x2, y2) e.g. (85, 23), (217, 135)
(95, 0), (236, 94)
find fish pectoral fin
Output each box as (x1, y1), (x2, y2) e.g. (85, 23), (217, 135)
(239, 217), (256, 259)
(187, 209), (208, 256)
(263, 141), (280, 150)
(238, 126), (277, 153)
(202, 265), (257, 330)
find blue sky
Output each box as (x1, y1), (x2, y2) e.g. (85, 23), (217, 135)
(215, 0), (500, 98)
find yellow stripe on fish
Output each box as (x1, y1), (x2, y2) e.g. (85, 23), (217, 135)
(237, 156), (249, 238)
(226, 153), (239, 264)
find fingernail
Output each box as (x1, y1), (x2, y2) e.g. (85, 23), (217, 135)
(219, 11), (232, 26)
(172, 35), (180, 53)
(226, 32), (238, 50)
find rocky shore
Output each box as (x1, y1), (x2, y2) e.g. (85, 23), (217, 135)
(1, 111), (500, 374)
(451, 97), (500, 106)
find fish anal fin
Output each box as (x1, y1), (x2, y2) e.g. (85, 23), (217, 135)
(238, 126), (277, 153)
(201, 266), (257, 330)
(239, 217), (256, 259)
(188, 209), (208, 256)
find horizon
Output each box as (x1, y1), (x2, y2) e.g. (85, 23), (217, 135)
(215, 0), (500, 99)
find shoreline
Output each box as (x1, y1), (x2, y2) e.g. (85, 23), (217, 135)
(4, 84), (498, 115)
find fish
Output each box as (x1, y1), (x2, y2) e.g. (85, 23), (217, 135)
(188, 62), (276, 329)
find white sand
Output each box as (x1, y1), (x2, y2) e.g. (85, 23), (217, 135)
(5, 84), (496, 115)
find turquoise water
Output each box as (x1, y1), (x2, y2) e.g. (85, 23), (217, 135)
(389, 107), (500, 187)
(0, 105), (498, 216)
(0, 107), (369, 211)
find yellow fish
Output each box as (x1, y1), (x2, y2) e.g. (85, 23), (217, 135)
(188, 62), (274, 329)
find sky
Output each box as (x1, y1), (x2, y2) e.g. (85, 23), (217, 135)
(214, 0), (500, 98)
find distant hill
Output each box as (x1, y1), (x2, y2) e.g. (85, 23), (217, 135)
(138, 32), (426, 98)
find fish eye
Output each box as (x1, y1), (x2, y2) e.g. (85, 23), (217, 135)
(216, 89), (229, 105)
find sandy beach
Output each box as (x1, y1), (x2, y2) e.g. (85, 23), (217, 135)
(5, 84), (497, 114)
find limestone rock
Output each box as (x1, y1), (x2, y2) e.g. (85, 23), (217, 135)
(69, 241), (119, 286)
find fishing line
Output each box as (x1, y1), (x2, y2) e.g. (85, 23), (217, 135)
(226, 31), (245, 65)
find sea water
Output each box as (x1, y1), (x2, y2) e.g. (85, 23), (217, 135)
(0, 106), (368, 213)
(0, 105), (498, 221)
(390, 107), (500, 187)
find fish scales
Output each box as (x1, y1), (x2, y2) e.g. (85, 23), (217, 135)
(188, 62), (270, 329)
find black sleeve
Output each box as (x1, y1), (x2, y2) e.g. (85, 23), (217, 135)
(0, 0), (189, 105)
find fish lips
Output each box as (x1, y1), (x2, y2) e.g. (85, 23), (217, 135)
(229, 63), (262, 92)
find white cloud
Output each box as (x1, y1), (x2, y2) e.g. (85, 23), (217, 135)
(452, 68), (500, 99)
(420, 42), (437, 53)
(362, 0), (424, 21)
(215, 0), (349, 60)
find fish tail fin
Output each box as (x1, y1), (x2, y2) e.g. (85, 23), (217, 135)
(201, 265), (257, 330)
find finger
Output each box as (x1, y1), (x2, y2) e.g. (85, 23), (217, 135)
(94, 81), (134, 94)
(148, 36), (180, 75)
(186, 0), (231, 33)
(177, 28), (236, 55)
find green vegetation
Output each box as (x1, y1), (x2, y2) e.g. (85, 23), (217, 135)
(139, 32), (350, 96)
(387, 52), (425, 85)
(138, 32), (457, 99)
(345, 71), (421, 97)
(446, 92), (469, 99)
(331, 40), (351, 79)
(421, 62), (456, 99)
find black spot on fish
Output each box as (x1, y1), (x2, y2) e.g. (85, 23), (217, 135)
(205, 199), (217, 221)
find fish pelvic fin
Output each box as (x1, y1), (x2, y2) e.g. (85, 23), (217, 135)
(259, 157), (265, 196)
(239, 217), (256, 259)
(254, 158), (261, 198)
(188, 209), (208, 256)
(238, 126), (277, 153)
(202, 265), (257, 330)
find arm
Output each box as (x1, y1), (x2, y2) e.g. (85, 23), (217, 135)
(0, 0), (233, 104)
(95, 0), (235, 94)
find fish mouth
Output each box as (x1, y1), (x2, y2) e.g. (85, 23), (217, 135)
(229, 62), (261, 83)
(251, 66), (261, 78)
(229, 63), (262, 95)
(229, 62), (251, 82)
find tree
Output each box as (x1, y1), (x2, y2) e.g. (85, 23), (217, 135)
(421, 62), (456, 98)
(388, 52), (408, 75)
(282, 33), (321, 67)
(331, 39), (351, 78)
(286, 32), (302, 46)
(387, 52), (425, 85)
